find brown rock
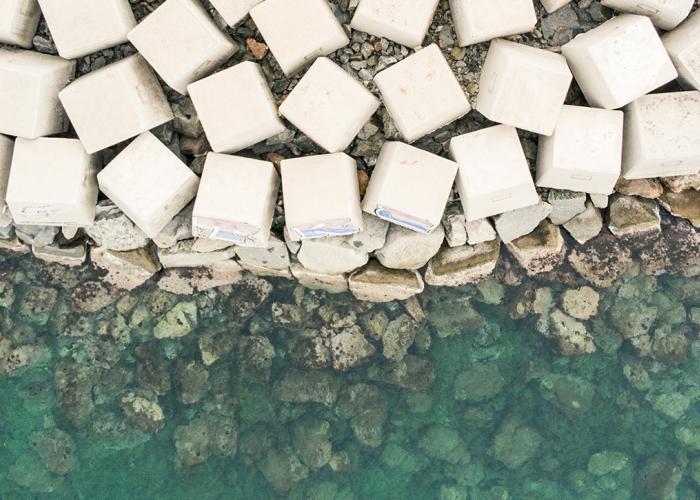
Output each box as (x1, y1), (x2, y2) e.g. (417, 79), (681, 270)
(246, 37), (268, 59)
(615, 178), (663, 198)
(607, 195), (660, 237)
(91, 246), (161, 290)
(660, 174), (700, 193)
(568, 233), (634, 287)
(507, 221), (566, 276)
(424, 239), (500, 286)
(349, 260), (424, 302)
(659, 190), (700, 227)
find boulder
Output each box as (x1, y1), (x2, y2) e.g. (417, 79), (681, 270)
(424, 239), (500, 286)
(441, 201), (468, 247)
(494, 201), (552, 243)
(349, 213), (390, 252)
(153, 203), (193, 249)
(289, 263), (348, 294)
(660, 174), (700, 193)
(493, 415), (541, 469)
(15, 225), (59, 247)
(589, 193), (609, 208)
(418, 425), (470, 464)
(272, 369), (341, 406)
(349, 260), (424, 302)
(562, 202), (603, 244)
(454, 363), (505, 402)
(119, 390), (165, 433)
(236, 236), (291, 276)
(382, 314), (418, 361)
(70, 280), (124, 313)
(154, 302), (198, 339)
(156, 260), (246, 294)
(237, 336), (275, 383)
(615, 177), (663, 198)
(91, 246), (161, 290)
(659, 190), (700, 227)
(32, 241), (87, 267)
(173, 414), (237, 467)
(548, 189), (587, 224)
(190, 238), (235, 253)
(376, 224), (444, 270)
(639, 219), (700, 276)
(158, 239), (236, 268)
(336, 384), (388, 448)
(465, 218), (497, 245)
(292, 417), (332, 468)
(568, 233), (634, 287)
(330, 328), (375, 371)
(607, 195), (660, 237)
(548, 308), (596, 356)
(507, 221), (566, 276)
(561, 286), (599, 320)
(297, 237), (369, 274)
(86, 201), (150, 251)
(28, 428), (77, 475)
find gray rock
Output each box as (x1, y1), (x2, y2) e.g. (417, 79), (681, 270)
(86, 202), (150, 251)
(91, 246), (161, 290)
(590, 193), (609, 208)
(158, 239), (236, 268)
(466, 218), (497, 245)
(349, 260), (424, 302)
(494, 202), (552, 243)
(32, 241), (87, 267)
(376, 224), (444, 270)
(154, 302), (198, 339)
(330, 328), (375, 371)
(171, 96), (203, 138)
(442, 202), (468, 247)
(382, 314), (418, 361)
(425, 239), (500, 286)
(563, 201), (603, 244)
(547, 189), (586, 225)
(290, 263), (348, 294)
(349, 213), (390, 253)
(297, 237), (368, 274)
(153, 204), (193, 249)
(292, 417), (332, 468)
(236, 236), (290, 270)
(16, 224), (59, 247)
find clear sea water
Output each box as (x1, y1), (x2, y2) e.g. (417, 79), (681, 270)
(1, 249), (699, 500)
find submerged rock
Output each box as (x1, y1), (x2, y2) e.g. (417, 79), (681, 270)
(154, 302), (198, 339)
(548, 308), (596, 356)
(368, 355), (435, 392)
(175, 359), (210, 404)
(382, 314), (419, 361)
(174, 414), (237, 467)
(292, 416), (333, 468)
(454, 364), (505, 402)
(419, 425), (470, 464)
(637, 456), (682, 500)
(587, 451), (630, 476)
(29, 427), (77, 475)
(330, 328), (375, 371)
(493, 415), (541, 469)
(119, 390), (165, 433)
(237, 335), (275, 383)
(568, 233), (634, 287)
(272, 369), (341, 406)
(336, 383), (388, 448)
(561, 286), (600, 320)
(8, 453), (63, 493)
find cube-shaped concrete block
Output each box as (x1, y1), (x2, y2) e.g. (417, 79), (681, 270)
(540, 0), (572, 13)
(192, 153), (279, 248)
(0, 0), (41, 48)
(210, 0), (263, 26)
(536, 105), (624, 195)
(250, 0), (349, 76)
(476, 39), (572, 136)
(0, 135), (14, 214)
(350, 0), (439, 47)
(450, 125), (539, 221)
(601, 0), (693, 31)
(6, 138), (98, 227)
(0, 48), (75, 139)
(561, 14), (677, 110)
(279, 57), (380, 153)
(663, 10), (700, 91)
(59, 55), (173, 154)
(281, 153), (363, 239)
(188, 61), (285, 153)
(128, 0), (237, 95)
(622, 91), (700, 179)
(97, 132), (200, 238)
(449, 0), (537, 46)
(362, 142), (457, 234)
(38, 0), (137, 59)
(374, 44), (471, 143)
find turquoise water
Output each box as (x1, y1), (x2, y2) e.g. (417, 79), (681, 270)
(1, 250), (699, 499)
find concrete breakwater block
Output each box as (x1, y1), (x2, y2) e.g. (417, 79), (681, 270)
(0, 0), (41, 48)
(350, 0), (439, 48)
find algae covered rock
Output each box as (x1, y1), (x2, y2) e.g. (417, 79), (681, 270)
(174, 414), (238, 467)
(237, 335), (275, 383)
(547, 308), (596, 356)
(382, 314), (418, 361)
(493, 415), (541, 469)
(454, 363), (505, 402)
(154, 301), (197, 339)
(418, 425), (470, 464)
(292, 416), (333, 468)
(336, 383), (388, 448)
(119, 390), (166, 433)
(561, 286), (600, 320)
(175, 359), (210, 404)
(349, 260), (424, 302)
(330, 328), (375, 371)
(587, 451), (630, 476)
(29, 427), (77, 475)
(272, 369), (341, 406)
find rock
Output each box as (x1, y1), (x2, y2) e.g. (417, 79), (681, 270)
(198, 328), (236, 366)
(376, 224), (444, 270)
(158, 239), (236, 268)
(330, 329), (375, 371)
(368, 355), (435, 392)
(652, 328), (690, 365)
(336, 384), (388, 448)
(191, 238), (234, 253)
(659, 190), (700, 227)
(548, 308), (596, 356)
(568, 233), (634, 287)
(427, 295), (485, 337)
(237, 336), (275, 383)
(590, 193), (609, 208)
(7, 454), (63, 493)
(418, 425), (469, 464)
(157, 260), (246, 294)
(153, 204), (193, 249)
(507, 221), (566, 275)
(454, 364), (505, 402)
(0, 237), (29, 253)
(637, 456), (682, 500)
(175, 359), (209, 404)
(297, 237), (369, 274)
(246, 37), (268, 59)
(32, 242), (86, 267)
(493, 416), (541, 469)
(349, 213), (390, 252)
(272, 369), (341, 406)
(91, 246), (161, 290)
(465, 218), (497, 245)
(610, 298), (657, 339)
(660, 174), (700, 193)
(548, 189), (587, 224)
(349, 260), (424, 302)
(608, 195), (661, 237)
(562, 202), (603, 244)
(382, 314), (418, 361)
(615, 177), (663, 198)
(54, 361), (94, 428)
(174, 415), (237, 467)
(119, 390), (165, 433)
(639, 218), (700, 276)
(562, 286), (599, 320)
(135, 342), (171, 396)
(292, 417), (332, 468)
(154, 302), (198, 339)
(290, 263), (348, 294)
(424, 239), (500, 286)
(86, 202), (150, 251)
(171, 96), (203, 137)
(257, 445), (309, 495)
(442, 202), (468, 247)
(236, 236), (290, 270)
(587, 451), (630, 476)
(70, 280), (124, 312)
(15, 224), (59, 247)
(29, 428), (77, 475)
(494, 202), (552, 243)
(19, 286), (57, 325)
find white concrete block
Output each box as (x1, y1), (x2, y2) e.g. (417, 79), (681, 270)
(561, 14), (677, 110)
(188, 61), (285, 153)
(476, 39), (572, 136)
(450, 125), (539, 221)
(97, 132), (200, 238)
(279, 57), (380, 153)
(281, 153), (363, 239)
(663, 10), (700, 91)
(0, 0), (41, 48)
(540, 0), (572, 13)
(350, 0), (439, 47)
(210, 0), (263, 26)
(374, 44), (470, 143)
(622, 91), (700, 179)
(38, 0), (137, 59)
(250, 0), (349, 76)
(449, 0), (537, 46)
(536, 105), (624, 195)
(192, 153), (279, 248)
(0, 135), (14, 218)
(6, 138), (98, 227)
(59, 55), (173, 154)
(0, 48), (75, 139)
(127, 0), (237, 95)
(362, 142), (458, 234)
(600, 0), (693, 31)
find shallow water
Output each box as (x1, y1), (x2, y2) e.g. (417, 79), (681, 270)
(1, 250), (699, 500)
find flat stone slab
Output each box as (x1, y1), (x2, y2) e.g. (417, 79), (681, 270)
(424, 238), (501, 286)
(349, 260), (424, 302)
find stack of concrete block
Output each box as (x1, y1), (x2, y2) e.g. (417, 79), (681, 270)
(6, 137), (98, 227)
(0, 0), (41, 48)
(350, 0), (439, 47)
(192, 153), (279, 248)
